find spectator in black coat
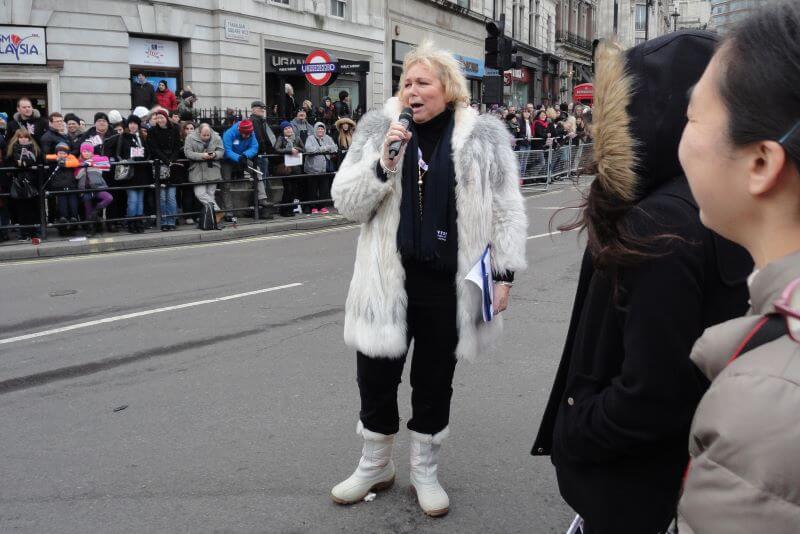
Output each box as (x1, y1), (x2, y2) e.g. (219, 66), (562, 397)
(334, 90), (351, 119)
(531, 32), (753, 534)
(147, 110), (181, 230)
(117, 114), (151, 233)
(64, 113), (83, 153)
(6, 129), (41, 240)
(131, 73), (156, 110)
(40, 113), (70, 155)
(7, 98), (48, 142)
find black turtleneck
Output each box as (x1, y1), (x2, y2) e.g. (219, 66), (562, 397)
(375, 107), (453, 182)
(414, 107), (452, 165)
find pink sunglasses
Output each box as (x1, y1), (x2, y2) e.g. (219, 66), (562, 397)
(773, 276), (800, 344)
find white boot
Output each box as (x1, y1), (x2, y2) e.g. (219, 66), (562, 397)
(409, 427), (450, 517)
(331, 421), (396, 505)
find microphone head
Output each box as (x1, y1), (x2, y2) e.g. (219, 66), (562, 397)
(399, 107), (414, 123)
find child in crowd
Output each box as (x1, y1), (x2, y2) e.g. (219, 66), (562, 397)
(45, 141), (81, 235)
(76, 142), (112, 235)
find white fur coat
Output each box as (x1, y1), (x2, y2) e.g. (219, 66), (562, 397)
(331, 98), (527, 361)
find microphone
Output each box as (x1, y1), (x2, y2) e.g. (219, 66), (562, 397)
(388, 107), (414, 159)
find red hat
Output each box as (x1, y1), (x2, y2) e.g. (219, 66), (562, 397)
(238, 120), (254, 135)
(153, 109), (169, 120)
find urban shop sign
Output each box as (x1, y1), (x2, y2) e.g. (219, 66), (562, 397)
(0, 26), (46, 65)
(272, 49), (370, 87)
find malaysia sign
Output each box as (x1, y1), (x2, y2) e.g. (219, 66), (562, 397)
(0, 26), (46, 65)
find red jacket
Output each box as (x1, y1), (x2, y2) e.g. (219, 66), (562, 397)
(155, 89), (178, 111)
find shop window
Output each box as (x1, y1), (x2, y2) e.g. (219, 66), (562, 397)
(330, 0), (346, 18)
(271, 0), (290, 5)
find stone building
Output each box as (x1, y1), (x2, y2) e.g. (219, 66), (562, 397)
(388, 0), (559, 108)
(0, 0), (385, 120)
(596, 0), (673, 48)
(672, 0), (712, 31)
(554, 0), (596, 105)
(709, 0), (765, 34)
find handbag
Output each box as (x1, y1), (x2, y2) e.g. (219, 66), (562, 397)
(114, 136), (132, 181)
(158, 164), (171, 181)
(114, 163), (132, 181)
(10, 175), (38, 199)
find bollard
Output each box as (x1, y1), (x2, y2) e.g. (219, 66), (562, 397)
(153, 160), (163, 230)
(37, 165), (47, 241)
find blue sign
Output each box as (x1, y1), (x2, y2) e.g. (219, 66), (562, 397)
(453, 54), (485, 79)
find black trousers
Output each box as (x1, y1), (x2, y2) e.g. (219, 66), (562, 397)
(357, 263), (458, 436)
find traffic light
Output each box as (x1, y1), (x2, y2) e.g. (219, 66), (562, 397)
(485, 15), (505, 70)
(485, 13), (521, 72)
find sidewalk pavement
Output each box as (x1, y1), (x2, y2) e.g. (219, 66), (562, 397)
(0, 214), (352, 261)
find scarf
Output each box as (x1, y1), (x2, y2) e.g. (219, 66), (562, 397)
(397, 108), (458, 274)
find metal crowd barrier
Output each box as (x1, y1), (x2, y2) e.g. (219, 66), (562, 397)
(0, 154), (344, 243)
(515, 142), (594, 191)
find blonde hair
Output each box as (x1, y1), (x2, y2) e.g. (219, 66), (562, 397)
(563, 116), (577, 133)
(395, 40), (470, 107)
(546, 107), (558, 121)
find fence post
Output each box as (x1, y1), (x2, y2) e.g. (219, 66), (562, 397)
(546, 146), (553, 190)
(38, 164), (47, 241)
(153, 160), (162, 230)
(252, 155), (260, 221)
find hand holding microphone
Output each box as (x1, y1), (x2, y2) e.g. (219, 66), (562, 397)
(381, 107), (413, 172)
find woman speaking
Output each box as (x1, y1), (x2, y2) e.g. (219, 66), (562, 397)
(330, 41), (527, 517)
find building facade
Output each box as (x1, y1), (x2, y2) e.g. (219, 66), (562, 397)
(0, 0), (385, 120)
(672, 0), (712, 31)
(709, 0), (764, 34)
(554, 0), (596, 105)
(387, 0), (560, 108)
(596, 0), (673, 48)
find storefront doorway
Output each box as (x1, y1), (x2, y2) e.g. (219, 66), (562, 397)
(0, 82), (48, 118)
(265, 49), (368, 121)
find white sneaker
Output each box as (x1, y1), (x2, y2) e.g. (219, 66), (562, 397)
(410, 428), (450, 517)
(331, 421), (396, 505)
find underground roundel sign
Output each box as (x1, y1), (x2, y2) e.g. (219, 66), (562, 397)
(303, 49), (336, 86)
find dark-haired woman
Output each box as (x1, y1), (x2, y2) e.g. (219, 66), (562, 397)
(117, 114), (151, 233)
(532, 32), (753, 534)
(677, 2), (800, 531)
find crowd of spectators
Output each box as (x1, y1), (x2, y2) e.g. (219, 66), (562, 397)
(0, 77), (591, 243)
(0, 83), (359, 242)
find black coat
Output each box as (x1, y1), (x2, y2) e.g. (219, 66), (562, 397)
(532, 178), (752, 533)
(147, 124), (182, 185)
(131, 81), (156, 109)
(116, 132), (152, 187)
(8, 112), (48, 142)
(40, 128), (71, 155)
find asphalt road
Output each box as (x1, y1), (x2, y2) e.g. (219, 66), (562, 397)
(0, 182), (588, 534)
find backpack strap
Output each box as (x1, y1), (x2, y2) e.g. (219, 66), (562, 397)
(726, 314), (786, 365)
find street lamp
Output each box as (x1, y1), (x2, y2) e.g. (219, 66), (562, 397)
(671, 5), (680, 32)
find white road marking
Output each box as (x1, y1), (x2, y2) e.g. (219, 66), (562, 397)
(0, 283), (303, 346)
(527, 230), (578, 240)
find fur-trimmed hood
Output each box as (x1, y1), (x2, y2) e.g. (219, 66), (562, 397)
(13, 108), (41, 122)
(593, 31), (718, 201)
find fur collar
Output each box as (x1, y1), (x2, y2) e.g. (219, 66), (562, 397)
(592, 41), (638, 202)
(381, 97), (477, 153)
(14, 108), (41, 122)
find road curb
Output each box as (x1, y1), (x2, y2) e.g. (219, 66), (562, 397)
(0, 215), (352, 261)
